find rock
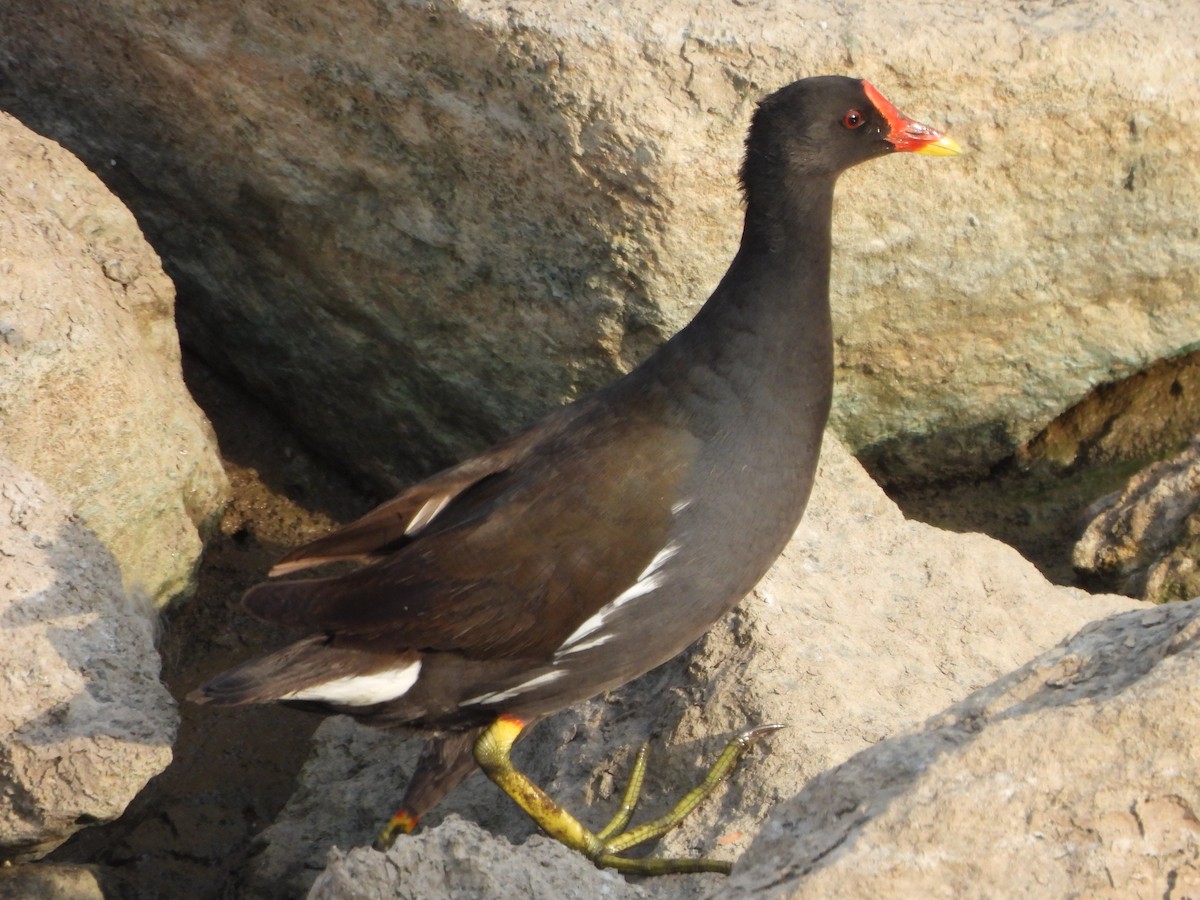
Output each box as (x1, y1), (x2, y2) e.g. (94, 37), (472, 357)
(0, 863), (106, 900)
(309, 816), (644, 900)
(1019, 351), (1200, 473)
(241, 438), (1140, 897)
(0, 459), (178, 863)
(727, 600), (1200, 899)
(1074, 436), (1200, 602)
(0, 110), (227, 605)
(0, 2), (1196, 485)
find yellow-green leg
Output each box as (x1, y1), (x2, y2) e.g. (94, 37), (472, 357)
(474, 714), (782, 876)
(596, 743), (648, 842)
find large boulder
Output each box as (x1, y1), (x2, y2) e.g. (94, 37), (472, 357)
(0, 110), (227, 605)
(237, 439), (1139, 897)
(0, 1), (1194, 486)
(0, 459), (178, 863)
(728, 599), (1200, 898)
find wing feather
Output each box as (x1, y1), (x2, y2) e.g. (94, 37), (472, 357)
(245, 398), (700, 660)
(269, 409), (575, 576)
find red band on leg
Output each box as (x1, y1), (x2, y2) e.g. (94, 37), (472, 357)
(386, 808), (420, 835)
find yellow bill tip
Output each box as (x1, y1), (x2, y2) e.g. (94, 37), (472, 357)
(914, 134), (963, 157)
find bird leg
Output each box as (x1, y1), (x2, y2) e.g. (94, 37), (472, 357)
(374, 727), (485, 851)
(473, 714), (782, 876)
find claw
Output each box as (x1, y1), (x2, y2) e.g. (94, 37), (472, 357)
(735, 723), (786, 748)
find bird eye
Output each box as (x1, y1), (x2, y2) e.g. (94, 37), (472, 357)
(842, 109), (866, 129)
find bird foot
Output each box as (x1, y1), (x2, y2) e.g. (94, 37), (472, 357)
(475, 716), (783, 876)
(373, 807), (419, 851)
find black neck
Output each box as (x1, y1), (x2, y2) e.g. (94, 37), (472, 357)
(652, 177), (837, 423)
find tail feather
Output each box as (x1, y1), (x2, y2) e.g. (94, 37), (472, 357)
(187, 635), (420, 708)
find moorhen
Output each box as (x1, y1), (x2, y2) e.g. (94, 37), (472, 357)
(191, 75), (959, 875)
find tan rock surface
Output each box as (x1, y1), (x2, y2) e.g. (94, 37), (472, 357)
(0, 111), (227, 604)
(728, 600), (1200, 899)
(0, 2), (1195, 484)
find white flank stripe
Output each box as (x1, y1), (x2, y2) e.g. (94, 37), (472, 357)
(557, 543), (679, 653)
(558, 608), (609, 649)
(280, 660), (421, 706)
(555, 632), (614, 657)
(460, 670), (565, 707)
(405, 493), (453, 535)
(611, 571), (663, 608)
(637, 543), (680, 582)
(671, 499), (692, 515)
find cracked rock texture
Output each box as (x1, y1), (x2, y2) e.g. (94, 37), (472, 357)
(0, 459), (178, 863)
